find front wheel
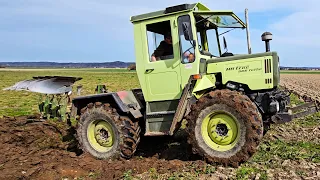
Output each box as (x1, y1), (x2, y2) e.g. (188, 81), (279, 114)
(186, 89), (263, 167)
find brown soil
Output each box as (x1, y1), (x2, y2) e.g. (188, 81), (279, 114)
(0, 115), (206, 180)
(1, 115), (319, 180)
(280, 74), (320, 103)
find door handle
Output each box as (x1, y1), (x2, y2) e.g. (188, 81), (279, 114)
(145, 68), (154, 73)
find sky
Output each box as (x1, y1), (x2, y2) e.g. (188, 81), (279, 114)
(0, 0), (319, 67)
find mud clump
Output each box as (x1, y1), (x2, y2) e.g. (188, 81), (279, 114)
(0, 116), (89, 179)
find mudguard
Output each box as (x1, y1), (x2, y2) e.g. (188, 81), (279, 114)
(72, 91), (143, 119)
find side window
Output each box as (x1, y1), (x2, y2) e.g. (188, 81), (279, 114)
(207, 29), (220, 56)
(146, 20), (173, 62)
(178, 15), (195, 64)
(197, 32), (203, 52)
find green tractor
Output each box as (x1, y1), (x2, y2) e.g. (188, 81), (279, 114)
(72, 3), (292, 166)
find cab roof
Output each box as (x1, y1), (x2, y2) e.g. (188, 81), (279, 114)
(130, 3), (206, 23)
(130, 3), (246, 28)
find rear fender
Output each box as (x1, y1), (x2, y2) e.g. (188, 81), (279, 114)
(72, 91), (143, 119)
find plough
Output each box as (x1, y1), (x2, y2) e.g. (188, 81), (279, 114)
(281, 86), (319, 120)
(3, 76), (109, 121)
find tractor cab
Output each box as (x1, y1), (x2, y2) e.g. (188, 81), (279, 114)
(130, 3), (247, 103)
(130, 3), (257, 136)
(130, 2), (286, 136)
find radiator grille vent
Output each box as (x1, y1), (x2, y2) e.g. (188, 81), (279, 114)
(265, 78), (272, 84)
(264, 59), (272, 73)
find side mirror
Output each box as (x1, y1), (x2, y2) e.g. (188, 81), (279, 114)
(182, 22), (193, 41)
(223, 36), (228, 51)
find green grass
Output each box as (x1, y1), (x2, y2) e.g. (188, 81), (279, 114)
(297, 112), (320, 127)
(1, 68), (317, 117)
(0, 68), (140, 117)
(280, 70), (320, 74)
(289, 93), (305, 105)
(252, 140), (320, 165)
(2, 67), (131, 72)
(1, 68), (320, 179)
(122, 170), (133, 180)
(236, 167), (267, 180)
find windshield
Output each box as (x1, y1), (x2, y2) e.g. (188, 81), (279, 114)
(194, 12), (246, 57)
(200, 15), (244, 28)
(194, 12), (246, 28)
(196, 28), (220, 57)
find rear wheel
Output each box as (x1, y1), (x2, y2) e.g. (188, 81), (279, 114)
(77, 102), (141, 159)
(186, 89), (263, 167)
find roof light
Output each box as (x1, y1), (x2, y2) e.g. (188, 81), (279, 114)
(165, 4), (190, 14)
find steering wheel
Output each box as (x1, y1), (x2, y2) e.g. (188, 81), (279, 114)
(183, 47), (194, 55)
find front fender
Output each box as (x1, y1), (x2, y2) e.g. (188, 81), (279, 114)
(192, 74), (216, 94)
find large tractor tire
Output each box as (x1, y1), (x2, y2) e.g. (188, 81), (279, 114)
(77, 102), (141, 159)
(186, 89), (263, 167)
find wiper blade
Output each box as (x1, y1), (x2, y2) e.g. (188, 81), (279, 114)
(218, 28), (236, 36)
(196, 14), (215, 24)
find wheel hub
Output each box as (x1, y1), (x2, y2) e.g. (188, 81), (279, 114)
(87, 120), (114, 152)
(94, 125), (113, 147)
(216, 124), (228, 136)
(202, 112), (240, 151)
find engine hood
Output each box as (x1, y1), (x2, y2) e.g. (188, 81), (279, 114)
(205, 51), (280, 90)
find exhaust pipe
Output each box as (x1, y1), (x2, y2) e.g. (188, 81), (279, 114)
(261, 32), (273, 52)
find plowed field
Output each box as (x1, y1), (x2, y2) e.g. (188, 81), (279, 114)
(0, 69), (319, 179)
(280, 74), (320, 102)
(1, 114), (319, 180)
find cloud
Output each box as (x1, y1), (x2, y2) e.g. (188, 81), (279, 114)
(0, 0), (318, 66)
(270, 10), (320, 46)
(199, 0), (320, 66)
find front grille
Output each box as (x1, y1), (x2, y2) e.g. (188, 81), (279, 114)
(264, 59), (272, 73)
(265, 78), (272, 84)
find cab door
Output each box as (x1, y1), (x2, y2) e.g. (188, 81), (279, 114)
(177, 14), (200, 88)
(142, 17), (182, 102)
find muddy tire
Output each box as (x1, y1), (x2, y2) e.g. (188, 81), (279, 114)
(186, 89), (263, 167)
(77, 102), (141, 159)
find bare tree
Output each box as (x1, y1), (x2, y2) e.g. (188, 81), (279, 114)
(127, 64), (136, 71)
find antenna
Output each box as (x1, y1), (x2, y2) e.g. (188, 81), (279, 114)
(245, 8), (252, 54)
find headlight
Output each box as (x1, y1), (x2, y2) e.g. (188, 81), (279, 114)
(269, 101), (280, 114)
